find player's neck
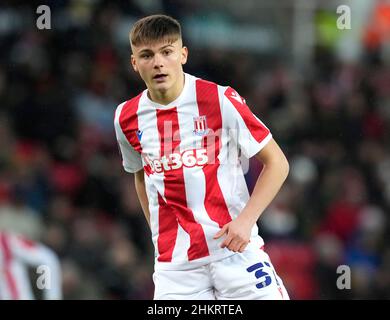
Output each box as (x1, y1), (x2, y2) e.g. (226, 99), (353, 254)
(148, 73), (185, 106)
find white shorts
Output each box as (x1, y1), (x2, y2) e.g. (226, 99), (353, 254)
(153, 246), (290, 300)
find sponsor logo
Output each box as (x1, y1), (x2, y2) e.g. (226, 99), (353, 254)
(229, 90), (246, 105)
(144, 148), (208, 173)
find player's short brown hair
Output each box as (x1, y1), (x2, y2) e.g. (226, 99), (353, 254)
(130, 14), (182, 48)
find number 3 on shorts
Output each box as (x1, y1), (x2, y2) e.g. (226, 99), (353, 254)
(246, 262), (274, 289)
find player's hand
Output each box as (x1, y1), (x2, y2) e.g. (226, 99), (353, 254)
(213, 217), (253, 253)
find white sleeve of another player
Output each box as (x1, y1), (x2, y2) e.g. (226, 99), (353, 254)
(114, 102), (143, 173)
(10, 235), (62, 300)
(222, 86), (272, 158)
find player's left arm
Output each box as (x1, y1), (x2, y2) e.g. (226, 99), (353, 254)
(214, 138), (289, 252)
(214, 86), (289, 252)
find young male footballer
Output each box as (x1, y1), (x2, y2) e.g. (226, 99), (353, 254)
(114, 14), (290, 300)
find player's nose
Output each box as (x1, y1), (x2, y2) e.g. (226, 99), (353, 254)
(153, 53), (164, 68)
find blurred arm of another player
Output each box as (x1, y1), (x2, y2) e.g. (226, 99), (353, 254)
(214, 138), (289, 252)
(11, 234), (63, 299)
(134, 169), (151, 228)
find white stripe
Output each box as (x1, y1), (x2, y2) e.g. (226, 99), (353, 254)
(217, 85), (266, 240)
(144, 175), (160, 257)
(11, 262), (33, 299)
(217, 85), (245, 220)
(0, 245), (10, 299)
(171, 223), (189, 261)
(114, 101), (143, 173)
(114, 101), (126, 124)
(137, 93), (167, 258)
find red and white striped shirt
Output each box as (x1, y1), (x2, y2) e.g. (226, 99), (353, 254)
(0, 232), (62, 299)
(114, 73), (272, 270)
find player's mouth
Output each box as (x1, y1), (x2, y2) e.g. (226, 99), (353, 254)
(153, 74), (168, 82)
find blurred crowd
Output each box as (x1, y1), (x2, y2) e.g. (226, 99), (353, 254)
(0, 0), (389, 299)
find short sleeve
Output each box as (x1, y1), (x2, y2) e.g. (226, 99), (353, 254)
(114, 102), (143, 173)
(223, 87), (272, 158)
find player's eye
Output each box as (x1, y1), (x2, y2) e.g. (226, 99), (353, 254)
(140, 53), (151, 59)
(163, 49), (172, 56)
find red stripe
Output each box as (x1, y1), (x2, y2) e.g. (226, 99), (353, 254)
(156, 192), (179, 262)
(278, 287), (284, 299)
(224, 87), (270, 142)
(0, 233), (19, 299)
(156, 106), (179, 262)
(196, 79), (232, 228)
(156, 107), (209, 261)
(118, 94), (153, 175)
(17, 235), (37, 249)
(119, 94), (143, 153)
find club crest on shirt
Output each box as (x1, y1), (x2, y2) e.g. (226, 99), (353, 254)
(193, 115), (209, 136)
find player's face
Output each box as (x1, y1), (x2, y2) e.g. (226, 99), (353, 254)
(131, 38), (188, 95)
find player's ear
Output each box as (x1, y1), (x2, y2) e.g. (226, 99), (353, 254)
(131, 54), (138, 72)
(181, 46), (188, 65)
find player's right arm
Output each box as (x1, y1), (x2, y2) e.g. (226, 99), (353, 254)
(134, 169), (151, 228)
(114, 102), (149, 227)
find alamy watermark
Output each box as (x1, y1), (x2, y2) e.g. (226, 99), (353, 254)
(36, 265), (51, 290)
(138, 126), (253, 175)
(36, 5), (51, 30)
(337, 5), (351, 30)
(336, 265), (351, 290)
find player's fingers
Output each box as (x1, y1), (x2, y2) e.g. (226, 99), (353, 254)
(214, 224), (229, 239)
(220, 235), (233, 248)
(238, 242), (248, 253)
(228, 239), (241, 252)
